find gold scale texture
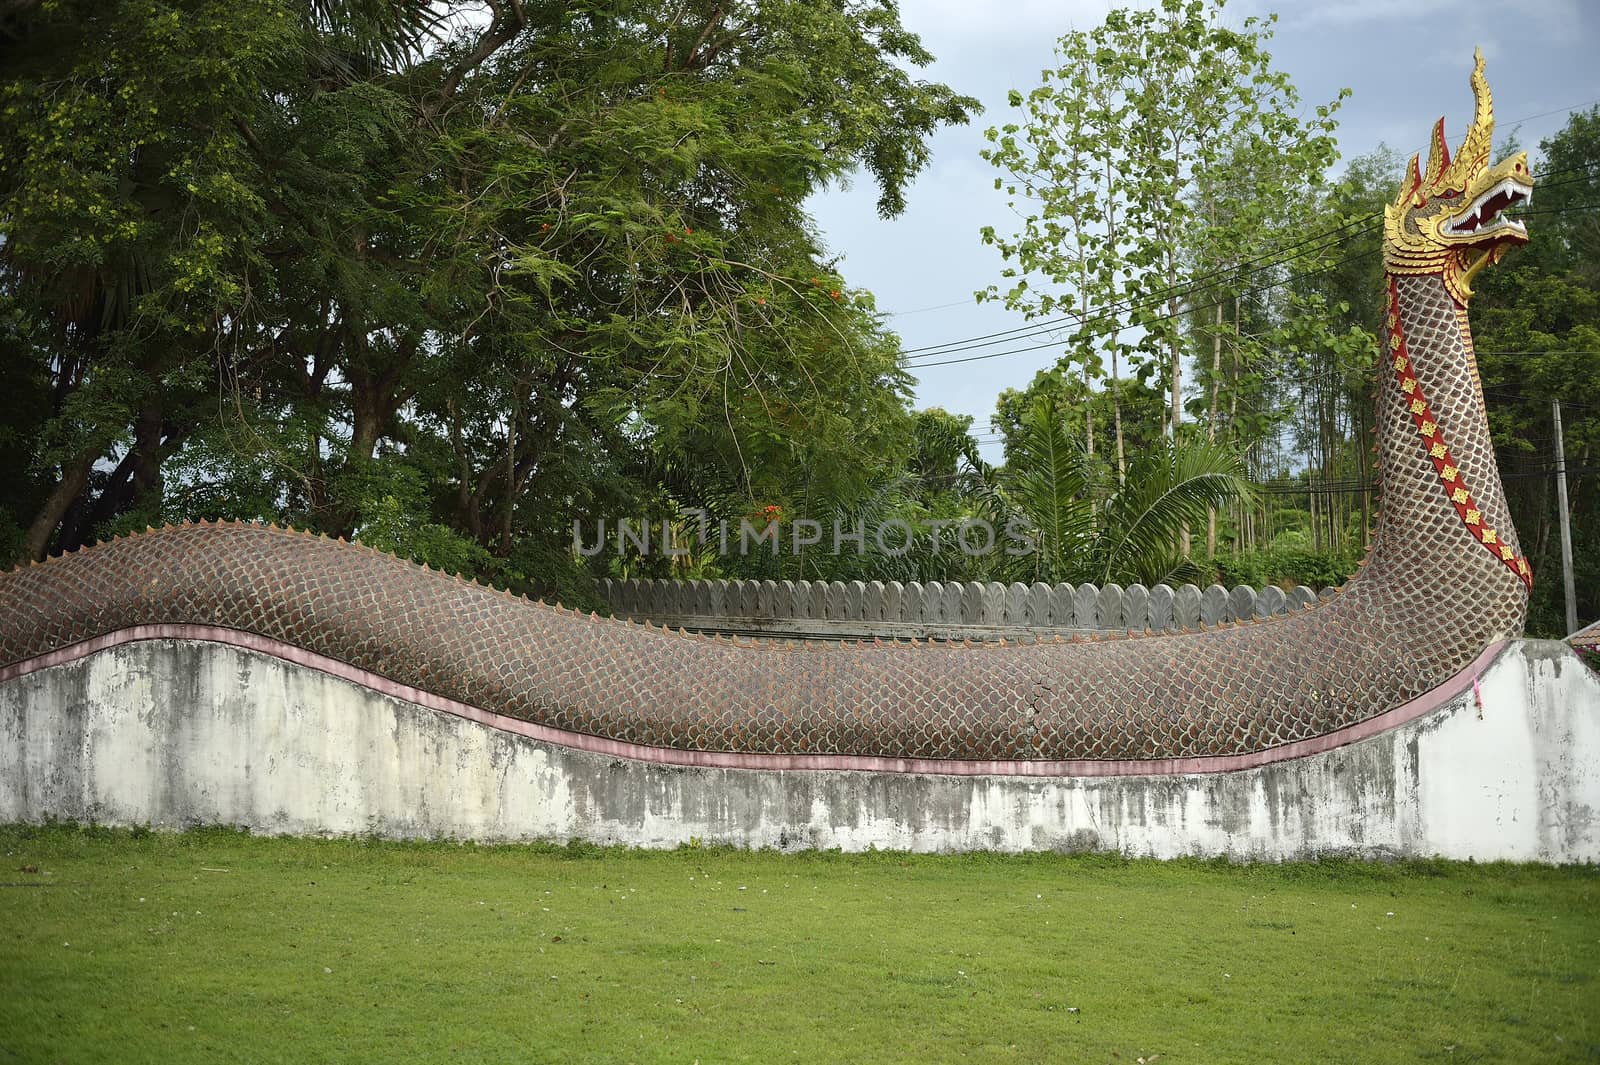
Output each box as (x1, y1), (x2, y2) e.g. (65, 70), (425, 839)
(0, 278), (1529, 762)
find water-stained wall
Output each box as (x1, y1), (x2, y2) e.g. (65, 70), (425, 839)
(2, 639), (1596, 862)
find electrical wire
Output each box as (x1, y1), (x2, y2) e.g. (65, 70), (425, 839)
(894, 164), (1598, 367)
(901, 213), (1380, 359)
(909, 248), (1384, 369)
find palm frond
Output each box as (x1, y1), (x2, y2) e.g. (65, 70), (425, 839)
(307, 0), (438, 70)
(1094, 438), (1254, 585)
(993, 396), (1097, 583)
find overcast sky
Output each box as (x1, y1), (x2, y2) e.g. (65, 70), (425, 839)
(806, 0), (1600, 456)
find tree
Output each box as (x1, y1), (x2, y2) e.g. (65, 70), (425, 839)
(0, 0), (977, 601)
(978, 0), (1345, 562)
(981, 0), (1343, 438)
(991, 365), (1166, 481)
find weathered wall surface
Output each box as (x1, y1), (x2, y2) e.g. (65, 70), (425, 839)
(2, 638), (1596, 861)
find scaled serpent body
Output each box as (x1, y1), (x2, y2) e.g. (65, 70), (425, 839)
(0, 57), (1534, 766)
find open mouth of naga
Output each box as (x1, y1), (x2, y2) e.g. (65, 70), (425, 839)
(1442, 177), (1531, 241)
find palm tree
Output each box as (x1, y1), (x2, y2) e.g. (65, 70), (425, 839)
(974, 394), (1253, 586)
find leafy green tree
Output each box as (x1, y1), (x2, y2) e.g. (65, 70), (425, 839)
(1, 0), (293, 558)
(0, 0), (977, 603)
(980, 0), (1344, 454)
(1265, 147), (1404, 558)
(907, 408), (977, 497)
(992, 365), (1167, 481)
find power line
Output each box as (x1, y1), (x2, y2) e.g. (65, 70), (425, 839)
(910, 247), (1383, 369)
(900, 164), (1594, 358)
(959, 370), (1600, 447)
(904, 173), (1595, 368)
(908, 204), (1600, 371)
(902, 211), (1380, 360)
(1246, 465), (1598, 498)
(897, 185), (1438, 358)
(1482, 389), (1600, 416)
(884, 298), (977, 318)
(1502, 97), (1600, 126)
(916, 465), (1597, 496)
(898, 164), (1596, 368)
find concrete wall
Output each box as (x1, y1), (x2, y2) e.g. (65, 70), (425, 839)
(2, 638), (1597, 862)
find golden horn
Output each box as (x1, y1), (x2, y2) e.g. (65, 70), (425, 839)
(1446, 48), (1494, 190)
(1422, 117), (1451, 193)
(1394, 152), (1423, 207)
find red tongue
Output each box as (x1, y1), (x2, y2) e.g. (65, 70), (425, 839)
(1475, 191), (1515, 229)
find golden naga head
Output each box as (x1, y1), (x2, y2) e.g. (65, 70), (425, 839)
(1383, 49), (1533, 304)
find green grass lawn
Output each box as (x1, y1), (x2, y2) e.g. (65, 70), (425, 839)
(0, 826), (1595, 1064)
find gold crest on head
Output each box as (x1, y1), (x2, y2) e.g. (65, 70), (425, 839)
(1383, 49), (1533, 304)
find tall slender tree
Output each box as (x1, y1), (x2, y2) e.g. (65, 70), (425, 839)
(979, 0), (1344, 560)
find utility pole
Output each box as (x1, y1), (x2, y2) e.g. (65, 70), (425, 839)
(1553, 400), (1578, 636)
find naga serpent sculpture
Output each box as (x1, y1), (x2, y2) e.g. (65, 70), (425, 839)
(0, 53), (1535, 774)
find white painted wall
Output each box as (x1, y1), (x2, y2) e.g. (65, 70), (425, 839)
(2, 639), (1596, 861)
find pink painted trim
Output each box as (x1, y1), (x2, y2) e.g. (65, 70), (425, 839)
(0, 625), (1508, 778)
